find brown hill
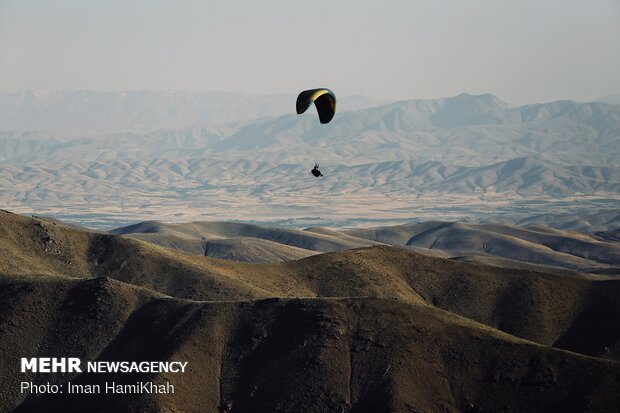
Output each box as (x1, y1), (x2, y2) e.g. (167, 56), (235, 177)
(2, 210), (620, 360)
(111, 221), (382, 253)
(345, 221), (620, 272)
(202, 237), (318, 262)
(594, 228), (620, 243)
(125, 232), (318, 262)
(110, 219), (620, 274)
(2, 276), (619, 413)
(2, 210), (620, 412)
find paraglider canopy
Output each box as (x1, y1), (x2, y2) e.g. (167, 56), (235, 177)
(296, 88), (337, 124)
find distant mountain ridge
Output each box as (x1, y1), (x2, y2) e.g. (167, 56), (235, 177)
(598, 94), (620, 105)
(213, 94), (620, 166)
(0, 90), (386, 134)
(2, 93), (618, 167)
(1, 92), (618, 227)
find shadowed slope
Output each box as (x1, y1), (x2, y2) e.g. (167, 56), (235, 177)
(202, 237), (318, 262)
(122, 232), (319, 262)
(2, 211), (620, 362)
(2, 276), (619, 413)
(0, 210), (267, 300)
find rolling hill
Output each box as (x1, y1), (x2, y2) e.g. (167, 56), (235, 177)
(516, 209), (620, 232)
(109, 218), (620, 274)
(3, 277), (619, 413)
(345, 221), (620, 272)
(2, 210), (620, 411)
(110, 220), (380, 262)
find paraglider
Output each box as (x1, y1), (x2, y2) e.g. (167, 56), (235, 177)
(311, 163), (323, 177)
(296, 88), (336, 177)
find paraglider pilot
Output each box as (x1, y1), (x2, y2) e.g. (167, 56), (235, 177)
(311, 163), (323, 177)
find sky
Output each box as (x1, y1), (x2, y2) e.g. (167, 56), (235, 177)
(0, 0), (618, 104)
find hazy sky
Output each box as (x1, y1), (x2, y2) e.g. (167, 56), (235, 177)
(0, 0), (618, 104)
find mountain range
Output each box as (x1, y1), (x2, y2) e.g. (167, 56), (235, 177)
(3, 93), (619, 166)
(0, 90), (385, 134)
(1, 92), (619, 228)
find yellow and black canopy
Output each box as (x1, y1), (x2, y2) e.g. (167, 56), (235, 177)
(296, 88), (337, 124)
